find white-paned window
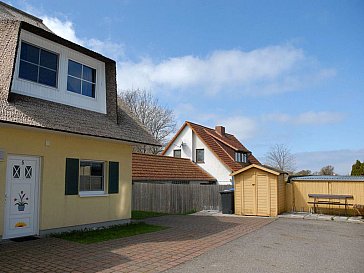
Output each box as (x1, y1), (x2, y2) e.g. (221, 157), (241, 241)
(79, 161), (105, 193)
(67, 60), (96, 98)
(19, 42), (58, 88)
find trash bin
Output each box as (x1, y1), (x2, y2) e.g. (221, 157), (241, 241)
(220, 190), (234, 214)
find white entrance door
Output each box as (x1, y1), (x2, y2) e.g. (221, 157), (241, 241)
(3, 155), (40, 239)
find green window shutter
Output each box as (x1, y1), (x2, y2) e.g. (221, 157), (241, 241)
(108, 161), (119, 194)
(65, 158), (79, 195)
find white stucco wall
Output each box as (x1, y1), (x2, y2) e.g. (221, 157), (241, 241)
(164, 125), (232, 185)
(164, 125), (193, 158)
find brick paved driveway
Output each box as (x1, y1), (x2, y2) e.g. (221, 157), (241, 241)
(0, 215), (273, 273)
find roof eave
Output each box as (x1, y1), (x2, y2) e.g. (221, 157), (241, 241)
(133, 178), (217, 182)
(20, 21), (115, 64)
(0, 121), (161, 147)
(231, 164), (282, 176)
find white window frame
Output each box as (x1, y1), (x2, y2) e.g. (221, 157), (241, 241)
(173, 149), (181, 158)
(78, 160), (107, 197)
(196, 149), (205, 163)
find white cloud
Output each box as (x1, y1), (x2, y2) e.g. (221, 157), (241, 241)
(24, 4), (335, 97)
(217, 116), (257, 141)
(41, 16), (124, 61)
(263, 111), (345, 125)
(117, 45), (335, 95)
(42, 16), (82, 44)
(85, 38), (125, 61)
(295, 149), (364, 175)
(173, 104), (256, 140)
(37, 14), (335, 97)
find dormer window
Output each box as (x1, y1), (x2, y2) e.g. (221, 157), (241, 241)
(235, 152), (247, 163)
(13, 30), (107, 113)
(19, 42), (58, 88)
(67, 60), (96, 98)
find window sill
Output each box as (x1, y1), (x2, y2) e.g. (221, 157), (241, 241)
(79, 192), (109, 197)
(196, 161), (205, 164)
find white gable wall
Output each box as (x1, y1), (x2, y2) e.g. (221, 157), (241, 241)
(164, 125), (232, 185)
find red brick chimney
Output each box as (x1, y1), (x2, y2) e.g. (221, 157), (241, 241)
(215, 125), (225, 136)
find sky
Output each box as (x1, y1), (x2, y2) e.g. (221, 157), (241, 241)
(7, 0), (364, 174)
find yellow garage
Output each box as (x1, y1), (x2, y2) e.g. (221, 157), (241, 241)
(287, 176), (364, 215)
(232, 164), (287, 217)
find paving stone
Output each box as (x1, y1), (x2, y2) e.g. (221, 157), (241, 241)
(347, 216), (364, 223)
(277, 213), (295, 218)
(288, 213), (307, 219)
(279, 213), (364, 224)
(317, 214), (334, 221)
(333, 216), (349, 222)
(303, 214), (318, 220)
(0, 215), (272, 273)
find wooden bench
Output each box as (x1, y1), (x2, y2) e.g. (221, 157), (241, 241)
(308, 194), (353, 215)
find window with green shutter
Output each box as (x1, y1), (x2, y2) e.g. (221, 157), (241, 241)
(65, 159), (119, 196)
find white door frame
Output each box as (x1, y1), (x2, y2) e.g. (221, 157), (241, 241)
(3, 155), (41, 239)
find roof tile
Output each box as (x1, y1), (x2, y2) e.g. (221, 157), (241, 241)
(0, 94), (159, 145)
(132, 153), (216, 181)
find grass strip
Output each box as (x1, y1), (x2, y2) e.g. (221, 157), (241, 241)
(131, 210), (197, 219)
(131, 210), (170, 219)
(52, 222), (167, 244)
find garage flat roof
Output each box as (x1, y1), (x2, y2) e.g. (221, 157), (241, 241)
(290, 175), (364, 182)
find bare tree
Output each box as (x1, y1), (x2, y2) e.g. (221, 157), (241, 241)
(119, 89), (176, 154)
(294, 169), (312, 176)
(265, 144), (296, 174)
(319, 165), (335, 175)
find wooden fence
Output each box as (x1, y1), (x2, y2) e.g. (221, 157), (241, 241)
(132, 183), (231, 214)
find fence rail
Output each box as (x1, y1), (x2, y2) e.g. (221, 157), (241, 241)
(132, 183), (231, 214)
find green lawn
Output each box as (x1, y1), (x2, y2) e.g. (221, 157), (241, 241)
(52, 222), (167, 244)
(131, 210), (170, 219)
(131, 210), (197, 219)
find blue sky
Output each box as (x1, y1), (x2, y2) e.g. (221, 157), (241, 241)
(8, 0), (364, 174)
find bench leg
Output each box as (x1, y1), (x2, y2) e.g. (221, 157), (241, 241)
(313, 198), (317, 214)
(314, 198), (317, 213)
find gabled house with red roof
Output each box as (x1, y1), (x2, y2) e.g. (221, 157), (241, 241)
(162, 121), (260, 185)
